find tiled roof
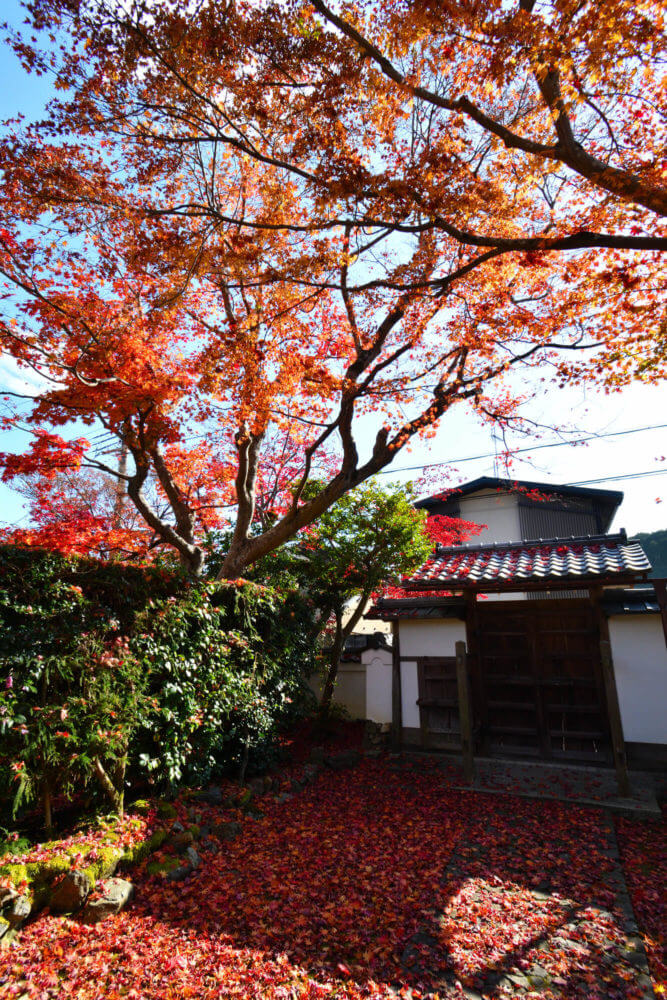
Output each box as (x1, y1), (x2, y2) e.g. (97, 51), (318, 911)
(366, 596), (466, 621)
(403, 532), (651, 590)
(602, 587), (662, 616)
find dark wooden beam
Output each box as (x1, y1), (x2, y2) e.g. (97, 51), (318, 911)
(653, 578), (667, 648)
(402, 573), (647, 594)
(391, 621), (402, 751)
(590, 585), (631, 797)
(455, 640), (475, 785)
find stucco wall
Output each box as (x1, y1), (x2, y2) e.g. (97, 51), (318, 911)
(309, 662), (367, 720)
(609, 614), (667, 745)
(398, 620), (467, 729)
(458, 490), (521, 544)
(398, 619), (467, 658)
(362, 647), (393, 724)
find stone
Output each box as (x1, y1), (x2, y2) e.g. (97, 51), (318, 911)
(130, 799), (151, 815)
(5, 895), (31, 929)
(185, 847), (200, 870)
(170, 821), (185, 834)
(364, 749), (382, 759)
(200, 825), (211, 838)
(196, 786), (223, 806)
(275, 793), (293, 804)
(169, 831), (194, 853)
(81, 879), (134, 924)
(0, 886), (18, 907)
(50, 871), (92, 913)
(248, 777), (265, 796)
(166, 865), (191, 883)
(237, 787), (254, 809)
(324, 749), (361, 771)
(290, 778), (303, 792)
(308, 747), (325, 765)
(156, 801), (178, 819)
(270, 777), (281, 793)
(211, 821), (242, 842)
(146, 857), (182, 877)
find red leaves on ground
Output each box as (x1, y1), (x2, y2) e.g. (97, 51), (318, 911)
(0, 761), (663, 999)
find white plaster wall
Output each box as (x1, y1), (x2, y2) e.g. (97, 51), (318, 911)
(363, 647), (393, 724)
(457, 491), (526, 601)
(398, 620), (467, 728)
(458, 491), (521, 543)
(308, 663), (366, 719)
(401, 661), (420, 729)
(398, 619), (466, 658)
(609, 615), (667, 745)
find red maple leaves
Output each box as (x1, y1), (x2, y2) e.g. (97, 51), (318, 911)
(1, 760), (663, 999)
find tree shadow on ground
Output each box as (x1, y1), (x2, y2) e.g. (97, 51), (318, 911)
(125, 761), (650, 998)
(2, 759), (654, 999)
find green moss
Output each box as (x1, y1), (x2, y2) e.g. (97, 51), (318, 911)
(0, 863), (28, 887)
(81, 846), (122, 889)
(187, 825), (201, 840)
(156, 802), (178, 819)
(121, 828), (168, 866)
(237, 788), (253, 809)
(25, 856), (72, 908)
(146, 856), (181, 876)
(131, 799), (151, 816)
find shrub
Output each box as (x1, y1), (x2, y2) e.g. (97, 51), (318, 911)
(0, 546), (315, 830)
(133, 581), (315, 788)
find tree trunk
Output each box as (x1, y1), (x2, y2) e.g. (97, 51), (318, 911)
(319, 613), (345, 719)
(94, 756), (124, 815)
(43, 783), (53, 835)
(318, 589), (374, 718)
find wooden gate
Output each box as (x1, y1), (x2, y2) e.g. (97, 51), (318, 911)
(473, 600), (611, 762)
(416, 657), (461, 749)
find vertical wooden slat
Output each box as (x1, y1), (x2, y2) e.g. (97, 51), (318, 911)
(464, 589), (487, 754)
(590, 586), (631, 797)
(653, 578), (667, 648)
(391, 620), (402, 751)
(455, 641), (475, 785)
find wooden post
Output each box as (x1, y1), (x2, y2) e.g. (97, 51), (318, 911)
(653, 578), (667, 648)
(599, 639), (631, 797)
(455, 640), (475, 785)
(591, 586), (631, 797)
(464, 589), (487, 754)
(391, 621), (402, 751)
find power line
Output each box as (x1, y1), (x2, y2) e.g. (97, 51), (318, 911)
(570, 469), (667, 487)
(377, 422), (667, 476)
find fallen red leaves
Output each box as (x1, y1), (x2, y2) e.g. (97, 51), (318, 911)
(0, 760), (663, 999)
(616, 808), (667, 992)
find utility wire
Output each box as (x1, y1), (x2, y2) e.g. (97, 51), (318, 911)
(378, 422), (667, 475)
(570, 469), (667, 487)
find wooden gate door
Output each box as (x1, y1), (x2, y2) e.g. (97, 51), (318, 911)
(475, 601), (611, 762)
(416, 657), (461, 749)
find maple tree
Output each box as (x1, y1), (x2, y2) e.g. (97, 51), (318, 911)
(0, 0), (665, 576)
(258, 481), (480, 717)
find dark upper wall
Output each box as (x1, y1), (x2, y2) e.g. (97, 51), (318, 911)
(417, 476), (623, 540)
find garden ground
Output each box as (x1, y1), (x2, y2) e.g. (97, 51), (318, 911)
(1, 756), (664, 1000)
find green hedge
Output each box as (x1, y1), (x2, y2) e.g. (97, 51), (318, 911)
(0, 546), (315, 831)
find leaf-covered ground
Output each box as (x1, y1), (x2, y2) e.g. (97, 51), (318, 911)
(1, 758), (663, 1000)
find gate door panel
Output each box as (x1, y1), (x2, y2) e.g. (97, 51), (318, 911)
(416, 657), (461, 749)
(475, 601), (610, 761)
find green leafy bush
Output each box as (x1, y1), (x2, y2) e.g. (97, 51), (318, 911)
(0, 546), (315, 830)
(133, 582), (315, 787)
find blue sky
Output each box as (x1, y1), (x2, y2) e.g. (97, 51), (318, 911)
(1, 3), (666, 537)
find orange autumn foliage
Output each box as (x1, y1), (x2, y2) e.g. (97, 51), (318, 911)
(0, 0), (664, 575)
